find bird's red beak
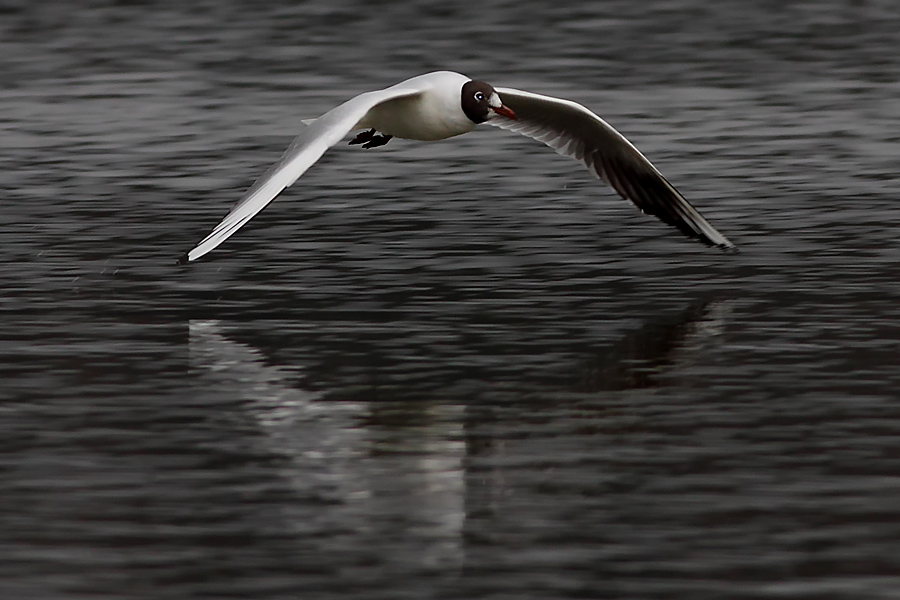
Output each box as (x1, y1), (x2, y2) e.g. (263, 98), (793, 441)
(491, 104), (518, 121)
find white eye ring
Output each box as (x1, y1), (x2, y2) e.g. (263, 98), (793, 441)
(475, 91), (484, 101)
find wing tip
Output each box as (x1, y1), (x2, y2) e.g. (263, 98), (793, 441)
(698, 229), (737, 253)
(176, 251), (192, 266)
(697, 229), (737, 253)
(719, 241), (739, 254)
(700, 223), (736, 251)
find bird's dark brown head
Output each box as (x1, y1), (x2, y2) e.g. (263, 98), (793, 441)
(461, 80), (494, 123)
(461, 80), (517, 124)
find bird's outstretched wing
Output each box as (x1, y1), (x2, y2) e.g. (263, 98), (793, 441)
(490, 87), (734, 250)
(181, 87), (425, 263)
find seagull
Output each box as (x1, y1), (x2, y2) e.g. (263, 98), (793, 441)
(179, 71), (734, 263)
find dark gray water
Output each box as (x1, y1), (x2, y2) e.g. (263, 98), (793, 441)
(4, 1), (900, 598)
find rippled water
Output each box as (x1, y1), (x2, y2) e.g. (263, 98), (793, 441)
(4, 1), (900, 598)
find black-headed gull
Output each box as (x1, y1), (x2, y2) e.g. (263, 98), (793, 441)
(180, 71), (733, 263)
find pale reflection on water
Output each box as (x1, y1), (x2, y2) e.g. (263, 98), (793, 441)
(190, 320), (466, 572)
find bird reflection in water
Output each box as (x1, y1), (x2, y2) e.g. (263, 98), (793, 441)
(576, 299), (733, 393)
(189, 299), (730, 574)
(189, 320), (466, 572)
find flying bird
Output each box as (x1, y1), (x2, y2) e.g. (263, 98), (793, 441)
(179, 71), (733, 263)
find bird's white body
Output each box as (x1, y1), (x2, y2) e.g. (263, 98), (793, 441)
(355, 71), (476, 140)
(181, 71), (733, 264)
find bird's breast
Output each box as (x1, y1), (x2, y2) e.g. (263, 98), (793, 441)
(362, 91), (476, 141)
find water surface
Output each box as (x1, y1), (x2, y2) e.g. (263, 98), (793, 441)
(3, 1), (900, 598)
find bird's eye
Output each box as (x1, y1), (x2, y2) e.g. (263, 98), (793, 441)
(475, 91), (484, 101)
